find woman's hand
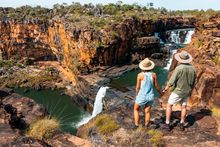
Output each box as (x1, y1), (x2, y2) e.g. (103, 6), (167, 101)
(162, 85), (169, 93)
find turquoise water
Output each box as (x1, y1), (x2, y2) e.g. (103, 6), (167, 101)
(110, 66), (169, 97)
(14, 88), (89, 135)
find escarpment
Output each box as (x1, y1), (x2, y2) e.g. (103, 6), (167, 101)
(0, 17), (195, 73)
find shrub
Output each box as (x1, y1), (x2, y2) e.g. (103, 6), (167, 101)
(95, 114), (119, 135)
(0, 60), (16, 68)
(147, 129), (163, 147)
(195, 39), (204, 48)
(26, 117), (60, 140)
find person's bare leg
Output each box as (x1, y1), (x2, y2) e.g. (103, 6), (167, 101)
(181, 105), (187, 124)
(134, 103), (140, 126)
(166, 103), (173, 124)
(144, 106), (152, 126)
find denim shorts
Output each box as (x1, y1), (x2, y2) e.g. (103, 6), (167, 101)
(135, 100), (154, 107)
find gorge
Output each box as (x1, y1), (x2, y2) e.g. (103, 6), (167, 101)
(0, 3), (220, 147)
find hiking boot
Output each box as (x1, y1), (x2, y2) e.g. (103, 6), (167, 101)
(178, 123), (185, 131)
(145, 123), (157, 130)
(131, 124), (139, 130)
(162, 123), (171, 131)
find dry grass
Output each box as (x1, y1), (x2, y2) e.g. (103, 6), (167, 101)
(26, 117), (60, 140)
(213, 57), (220, 66)
(147, 129), (164, 147)
(95, 114), (119, 135)
(212, 107), (220, 120)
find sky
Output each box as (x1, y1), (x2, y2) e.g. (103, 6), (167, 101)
(0, 0), (220, 10)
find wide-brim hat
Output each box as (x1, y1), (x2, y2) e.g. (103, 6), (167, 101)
(174, 50), (193, 63)
(139, 58), (155, 70)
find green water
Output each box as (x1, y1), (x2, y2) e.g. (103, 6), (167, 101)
(14, 88), (90, 135)
(110, 66), (169, 96)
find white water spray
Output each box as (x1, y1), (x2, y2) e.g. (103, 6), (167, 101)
(76, 86), (108, 127)
(164, 49), (177, 70)
(154, 32), (164, 44)
(164, 29), (195, 70)
(170, 30), (181, 44)
(183, 30), (195, 44)
(166, 29), (195, 44)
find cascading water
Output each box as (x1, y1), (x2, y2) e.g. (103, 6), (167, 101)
(166, 28), (194, 44)
(163, 49), (177, 70)
(170, 30), (181, 44)
(164, 28), (195, 70)
(76, 86), (108, 127)
(183, 29), (195, 44)
(92, 86), (109, 117)
(154, 32), (164, 44)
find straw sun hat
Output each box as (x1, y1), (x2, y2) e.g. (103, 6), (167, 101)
(174, 50), (193, 63)
(139, 58), (155, 70)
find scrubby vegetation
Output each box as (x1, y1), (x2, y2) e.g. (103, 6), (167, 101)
(147, 129), (164, 147)
(212, 107), (220, 120)
(0, 60), (59, 89)
(213, 57), (220, 66)
(1, 1), (219, 30)
(26, 117), (60, 140)
(0, 60), (23, 68)
(95, 114), (119, 135)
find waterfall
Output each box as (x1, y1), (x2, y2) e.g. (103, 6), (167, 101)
(91, 87), (108, 117)
(164, 49), (177, 70)
(166, 29), (194, 44)
(169, 30), (181, 44)
(154, 32), (164, 44)
(183, 30), (195, 44)
(76, 86), (108, 127)
(164, 28), (195, 70)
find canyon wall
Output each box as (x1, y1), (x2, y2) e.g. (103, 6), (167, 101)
(169, 14), (220, 107)
(0, 17), (195, 73)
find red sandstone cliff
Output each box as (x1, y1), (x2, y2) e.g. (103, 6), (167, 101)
(0, 17), (195, 73)
(169, 14), (220, 107)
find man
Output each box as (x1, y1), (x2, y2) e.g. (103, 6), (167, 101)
(163, 50), (196, 131)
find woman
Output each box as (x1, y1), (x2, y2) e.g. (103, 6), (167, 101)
(134, 58), (163, 128)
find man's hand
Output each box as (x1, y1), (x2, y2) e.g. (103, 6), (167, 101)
(162, 85), (169, 93)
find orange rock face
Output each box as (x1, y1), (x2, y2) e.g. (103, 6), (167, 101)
(169, 15), (220, 107)
(0, 21), (54, 60)
(0, 17), (195, 72)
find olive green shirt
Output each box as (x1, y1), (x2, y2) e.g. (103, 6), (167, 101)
(168, 64), (196, 98)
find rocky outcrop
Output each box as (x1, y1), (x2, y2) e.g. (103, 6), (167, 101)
(168, 14), (220, 107)
(0, 61), (61, 90)
(0, 88), (46, 145)
(77, 100), (220, 146)
(0, 88), (92, 146)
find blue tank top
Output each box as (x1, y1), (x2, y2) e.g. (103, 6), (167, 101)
(135, 72), (154, 105)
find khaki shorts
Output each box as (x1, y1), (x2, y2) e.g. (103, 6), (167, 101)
(168, 92), (188, 106)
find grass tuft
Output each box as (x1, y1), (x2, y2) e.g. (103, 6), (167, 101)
(147, 129), (163, 147)
(26, 117), (60, 140)
(95, 114), (119, 135)
(212, 107), (220, 120)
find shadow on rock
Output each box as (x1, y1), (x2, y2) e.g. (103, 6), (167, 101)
(186, 109), (212, 128)
(4, 104), (28, 130)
